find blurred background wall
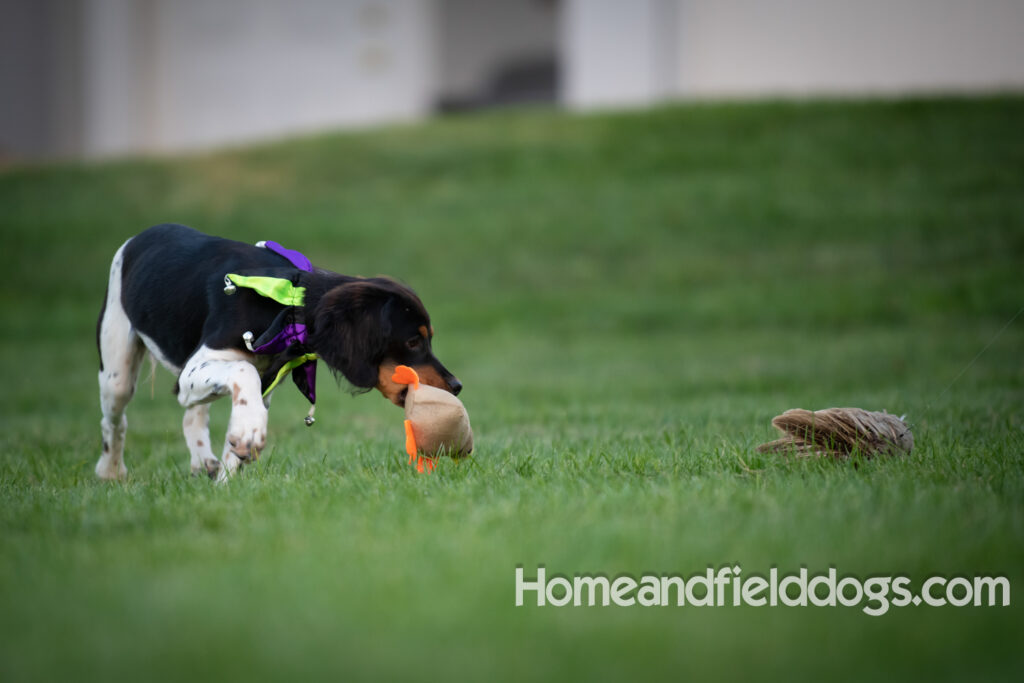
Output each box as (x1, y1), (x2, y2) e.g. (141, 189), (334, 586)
(3, 0), (1023, 160)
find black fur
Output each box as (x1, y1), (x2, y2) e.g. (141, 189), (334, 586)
(96, 285), (108, 372)
(113, 224), (461, 399)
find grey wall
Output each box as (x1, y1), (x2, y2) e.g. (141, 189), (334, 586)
(5, 0), (1024, 160)
(437, 0), (558, 106)
(0, 0), (83, 159)
(674, 0), (1024, 96)
(563, 0), (1024, 109)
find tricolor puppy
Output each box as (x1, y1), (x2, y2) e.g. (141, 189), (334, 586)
(95, 223), (461, 481)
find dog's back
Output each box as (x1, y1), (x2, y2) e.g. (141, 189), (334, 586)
(118, 224), (287, 369)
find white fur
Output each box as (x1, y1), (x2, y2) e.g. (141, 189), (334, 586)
(96, 241), (145, 480)
(138, 331), (181, 374)
(177, 345), (269, 481)
(183, 404), (220, 478)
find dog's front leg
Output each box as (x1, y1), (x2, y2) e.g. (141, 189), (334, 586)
(183, 404), (221, 479)
(177, 346), (268, 481)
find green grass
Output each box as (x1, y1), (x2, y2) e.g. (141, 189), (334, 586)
(1, 96), (1023, 682)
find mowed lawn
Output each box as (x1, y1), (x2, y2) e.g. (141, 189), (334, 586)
(1, 97), (1022, 682)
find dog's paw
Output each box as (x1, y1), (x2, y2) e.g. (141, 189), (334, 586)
(216, 451), (244, 484)
(95, 456), (128, 481)
(190, 456), (221, 480)
(226, 403), (267, 462)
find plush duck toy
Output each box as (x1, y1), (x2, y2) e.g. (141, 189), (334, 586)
(391, 365), (473, 473)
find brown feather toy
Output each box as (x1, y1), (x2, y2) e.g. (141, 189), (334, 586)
(757, 408), (913, 458)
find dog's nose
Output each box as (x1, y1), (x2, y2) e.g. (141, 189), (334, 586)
(448, 377), (463, 396)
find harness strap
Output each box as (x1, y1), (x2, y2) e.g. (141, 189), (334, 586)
(263, 353), (319, 399)
(225, 273), (305, 307)
(259, 240), (313, 272)
(222, 240), (319, 424)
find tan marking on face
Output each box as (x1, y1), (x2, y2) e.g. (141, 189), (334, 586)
(418, 325), (430, 340)
(376, 362), (404, 406)
(412, 364), (446, 391)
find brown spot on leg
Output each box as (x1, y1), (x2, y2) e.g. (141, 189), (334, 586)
(196, 440), (204, 447)
(238, 398), (247, 406)
(232, 383), (242, 405)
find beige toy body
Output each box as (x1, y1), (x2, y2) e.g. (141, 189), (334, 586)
(392, 365), (473, 472)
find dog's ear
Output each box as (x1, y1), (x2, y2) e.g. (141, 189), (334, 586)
(310, 281), (394, 390)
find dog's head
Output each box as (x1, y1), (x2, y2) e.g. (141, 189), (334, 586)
(310, 278), (461, 406)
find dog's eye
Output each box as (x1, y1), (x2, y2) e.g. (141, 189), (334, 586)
(406, 337), (423, 350)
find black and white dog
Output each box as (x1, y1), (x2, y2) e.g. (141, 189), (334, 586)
(96, 224), (461, 481)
